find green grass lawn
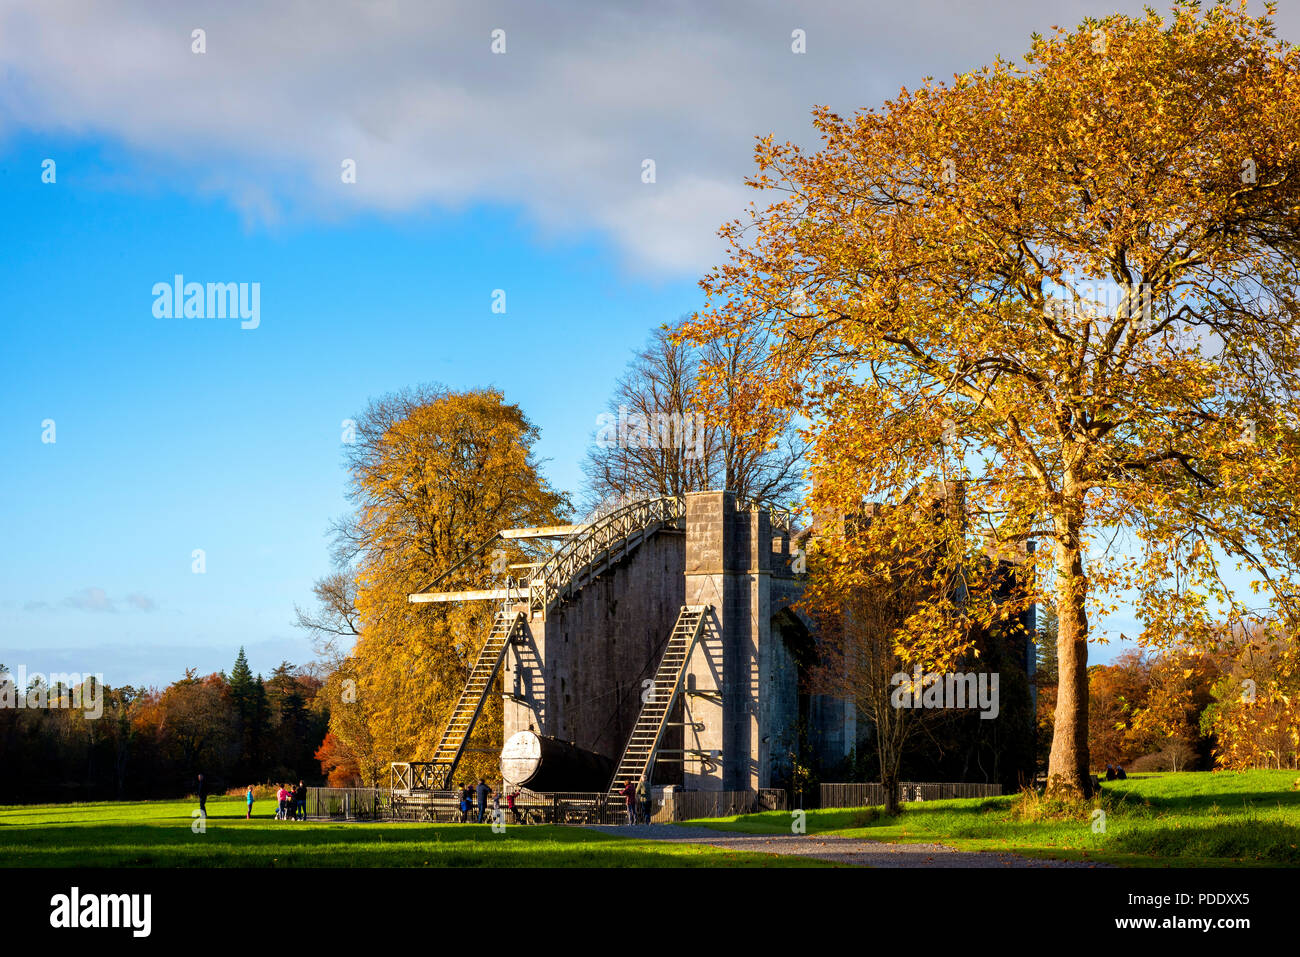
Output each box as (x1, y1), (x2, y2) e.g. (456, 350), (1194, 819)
(6, 772), (1295, 867)
(0, 797), (829, 867)
(684, 770), (1300, 867)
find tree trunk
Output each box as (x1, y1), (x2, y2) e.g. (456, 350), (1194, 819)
(882, 769), (900, 816)
(1047, 512), (1092, 799)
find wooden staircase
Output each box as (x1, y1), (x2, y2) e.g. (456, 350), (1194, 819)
(608, 605), (708, 795)
(423, 611), (525, 790)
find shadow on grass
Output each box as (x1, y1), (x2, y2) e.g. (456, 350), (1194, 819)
(0, 820), (831, 868)
(1110, 820), (1300, 864)
(1102, 784), (1300, 815)
(687, 790), (1300, 866)
(688, 798), (1014, 835)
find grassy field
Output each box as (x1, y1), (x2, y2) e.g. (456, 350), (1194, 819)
(4, 771), (1295, 867)
(0, 797), (828, 868)
(685, 770), (1300, 867)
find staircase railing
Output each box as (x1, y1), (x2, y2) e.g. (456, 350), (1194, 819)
(530, 496), (685, 615)
(608, 604), (708, 795)
(396, 610), (525, 791)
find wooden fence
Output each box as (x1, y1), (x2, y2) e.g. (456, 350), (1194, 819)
(657, 788), (787, 822)
(819, 782), (1002, 809)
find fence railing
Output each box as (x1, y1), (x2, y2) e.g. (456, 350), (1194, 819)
(819, 782), (1003, 809)
(530, 496), (685, 614)
(307, 787), (388, 820)
(306, 786), (789, 824)
(659, 788), (787, 822)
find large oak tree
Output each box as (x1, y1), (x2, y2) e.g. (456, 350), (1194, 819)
(319, 386), (568, 781)
(686, 1), (1300, 796)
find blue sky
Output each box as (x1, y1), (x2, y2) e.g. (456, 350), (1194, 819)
(0, 138), (700, 685)
(3, 1), (1291, 687)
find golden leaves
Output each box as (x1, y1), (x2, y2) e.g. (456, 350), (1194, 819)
(338, 388), (566, 770)
(684, 0), (1300, 648)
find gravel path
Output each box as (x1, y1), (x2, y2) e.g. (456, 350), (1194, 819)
(584, 824), (1107, 868)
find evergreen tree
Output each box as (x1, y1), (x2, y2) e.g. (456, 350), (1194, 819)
(267, 662), (309, 777)
(229, 648), (255, 697)
(226, 648), (267, 781)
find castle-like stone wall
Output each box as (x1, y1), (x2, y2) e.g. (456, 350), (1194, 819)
(501, 489), (850, 792)
(502, 529), (686, 771)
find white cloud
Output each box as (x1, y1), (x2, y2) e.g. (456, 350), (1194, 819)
(61, 587), (116, 613)
(26, 588), (158, 613)
(125, 593), (157, 612)
(2, 1), (1294, 274)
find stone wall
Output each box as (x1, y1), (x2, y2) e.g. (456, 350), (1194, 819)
(502, 530), (685, 766)
(501, 490), (856, 792)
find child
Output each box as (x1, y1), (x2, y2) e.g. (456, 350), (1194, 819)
(246, 785), (254, 820)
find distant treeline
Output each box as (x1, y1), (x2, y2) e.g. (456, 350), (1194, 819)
(1036, 613), (1300, 774)
(0, 648), (328, 804)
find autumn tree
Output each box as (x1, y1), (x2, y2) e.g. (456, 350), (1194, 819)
(584, 324), (716, 508)
(1128, 647), (1220, 766)
(294, 569), (382, 782)
(686, 1), (1300, 797)
(585, 321), (805, 512)
(1087, 650), (1152, 769)
(149, 670), (236, 786)
(699, 321), (808, 507)
(1204, 618), (1300, 768)
(323, 386), (568, 780)
(804, 488), (1037, 805)
(315, 732), (363, 787)
(805, 509), (944, 814)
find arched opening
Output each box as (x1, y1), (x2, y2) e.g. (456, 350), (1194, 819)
(767, 608), (817, 791)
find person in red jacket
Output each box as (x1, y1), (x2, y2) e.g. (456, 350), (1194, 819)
(621, 780), (637, 825)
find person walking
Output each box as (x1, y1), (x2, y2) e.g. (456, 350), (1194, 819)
(638, 775), (652, 825)
(621, 779), (637, 826)
(476, 778), (489, 823)
(492, 786), (502, 826)
(197, 773), (208, 820)
(245, 785), (254, 820)
(507, 789), (521, 824)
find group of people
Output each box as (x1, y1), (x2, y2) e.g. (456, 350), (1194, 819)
(619, 776), (653, 825)
(456, 778), (516, 823)
(194, 774), (309, 820)
(266, 782), (307, 820)
(1104, 764), (1128, 781)
(198, 770), (657, 826)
